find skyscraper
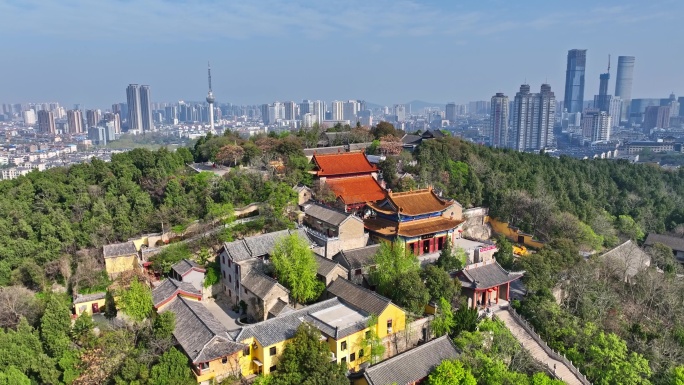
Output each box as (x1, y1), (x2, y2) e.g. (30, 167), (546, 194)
(126, 84), (143, 132)
(394, 104), (406, 122)
(489, 93), (509, 148)
(643, 106), (670, 130)
(512, 84), (556, 151)
(206, 63), (215, 132)
(581, 109), (611, 142)
(331, 101), (344, 121)
(445, 103), (457, 123)
(86, 109), (101, 128)
(595, 56), (611, 112)
(37, 110), (55, 133)
(139, 85), (154, 132)
(67, 109), (83, 134)
(563, 49), (587, 113)
(283, 101), (296, 120)
(343, 100), (359, 123)
(615, 56), (635, 122)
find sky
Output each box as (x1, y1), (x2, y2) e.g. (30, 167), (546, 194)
(0, 0), (682, 109)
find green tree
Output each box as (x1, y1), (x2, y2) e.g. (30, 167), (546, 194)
(71, 312), (95, 345)
(359, 315), (385, 365)
(269, 323), (348, 385)
(583, 330), (651, 385)
(392, 270), (430, 315)
(150, 244), (192, 274)
(616, 215), (645, 241)
(40, 294), (72, 359)
(379, 157), (399, 188)
(493, 235), (514, 269)
(452, 306), (479, 337)
(118, 278), (153, 322)
(432, 297), (456, 337)
(153, 312), (176, 340)
(422, 265), (457, 303)
(667, 365), (684, 385)
(0, 366), (31, 385)
(436, 239), (465, 272)
(372, 241), (420, 296)
(271, 235), (322, 305)
(149, 347), (194, 385)
(104, 289), (117, 319)
(427, 359), (476, 385)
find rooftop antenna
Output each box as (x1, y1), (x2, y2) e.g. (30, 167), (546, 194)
(207, 61), (212, 92)
(607, 54), (611, 73)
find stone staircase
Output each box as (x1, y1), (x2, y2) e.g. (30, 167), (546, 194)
(495, 309), (590, 385)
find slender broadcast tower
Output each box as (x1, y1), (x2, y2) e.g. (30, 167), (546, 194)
(206, 62), (215, 133)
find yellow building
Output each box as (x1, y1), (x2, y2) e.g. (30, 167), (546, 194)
(487, 217), (545, 249)
(103, 241), (140, 278)
(72, 292), (107, 317)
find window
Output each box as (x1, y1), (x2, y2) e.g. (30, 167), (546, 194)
(222, 357), (228, 364)
(359, 349), (364, 358)
(269, 347), (277, 356)
(228, 289), (231, 297)
(350, 353), (356, 362)
(341, 357), (346, 363)
(243, 346), (250, 356)
(354, 269), (362, 276)
(235, 282), (239, 290)
(244, 287), (248, 294)
(234, 264), (238, 273)
(197, 362), (208, 371)
(228, 259), (232, 267)
(228, 275), (232, 283)
(222, 255), (225, 264)
(222, 271), (225, 279)
(269, 365), (277, 373)
(387, 319), (393, 333)
(365, 330), (371, 339)
(341, 341), (347, 350)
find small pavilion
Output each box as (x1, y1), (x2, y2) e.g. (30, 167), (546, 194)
(455, 259), (523, 309)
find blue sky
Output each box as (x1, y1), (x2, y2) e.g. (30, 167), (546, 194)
(0, 0), (681, 108)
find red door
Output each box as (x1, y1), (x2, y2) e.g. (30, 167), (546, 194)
(92, 302), (100, 313)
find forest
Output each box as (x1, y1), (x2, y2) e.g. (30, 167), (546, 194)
(1, 124), (684, 384)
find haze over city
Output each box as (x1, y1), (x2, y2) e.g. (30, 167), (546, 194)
(1, 0), (681, 107)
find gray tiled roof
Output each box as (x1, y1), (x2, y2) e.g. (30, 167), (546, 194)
(231, 298), (344, 347)
(242, 270), (289, 299)
(326, 278), (392, 316)
(268, 298), (294, 318)
(333, 244), (380, 270)
(600, 240), (651, 280)
(401, 134), (423, 145)
(314, 253), (347, 278)
(161, 296), (245, 363)
(102, 241), (137, 258)
(644, 233), (684, 252)
(73, 292), (106, 304)
(152, 278), (201, 307)
(363, 336), (460, 385)
(223, 229), (311, 262)
(171, 259), (204, 277)
(303, 203), (351, 227)
(458, 260), (523, 289)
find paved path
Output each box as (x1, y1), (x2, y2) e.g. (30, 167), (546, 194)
(495, 310), (586, 385)
(203, 298), (240, 331)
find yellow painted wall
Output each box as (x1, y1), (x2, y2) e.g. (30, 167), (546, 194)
(487, 218), (545, 249)
(376, 303), (406, 339)
(104, 255), (139, 277)
(352, 377), (369, 385)
(329, 328), (371, 372)
(73, 298), (106, 316)
(194, 354), (241, 384)
(238, 337), (289, 376)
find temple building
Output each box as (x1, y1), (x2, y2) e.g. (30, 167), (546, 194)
(310, 151), (386, 212)
(364, 188), (465, 256)
(455, 259), (523, 309)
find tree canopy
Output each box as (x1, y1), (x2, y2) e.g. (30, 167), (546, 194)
(118, 277), (153, 322)
(271, 234), (322, 305)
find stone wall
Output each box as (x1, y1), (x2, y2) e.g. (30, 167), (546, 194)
(382, 316), (433, 359)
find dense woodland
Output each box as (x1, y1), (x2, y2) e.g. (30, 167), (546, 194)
(1, 124), (684, 384)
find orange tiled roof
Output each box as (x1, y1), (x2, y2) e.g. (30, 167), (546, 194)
(384, 188), (456, 216)
(326, 175), (387, 205)
(364, 216), (464, 237)
(312, 152), (377, 177)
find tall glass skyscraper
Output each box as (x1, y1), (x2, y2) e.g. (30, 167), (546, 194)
(615, 56), (635, 122)
(563, 49), (587, 113)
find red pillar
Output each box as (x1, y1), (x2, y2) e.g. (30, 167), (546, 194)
(495, 286), (499, 304)
(506, 282), (510, 301)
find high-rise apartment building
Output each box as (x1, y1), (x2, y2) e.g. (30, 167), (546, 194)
(37, 110), (56, 133)
(563, 49), (587, 113)
(139, 85), (154, 132)
(312, 100), (324, 125)
(22, 110), (37, 125)
(512, 84), (556, 151)
(394, 104), (406, 122)
(283, 101), (296, 120)
(300, 100), (313, 116)
(615, 56), (635, 122)
(661, 93), (679, 118)
(489, 93), (509, 148)
(331, 101), (344, 121)
(86, 109), (102, 128)
(67, 109), (84, 134)
(165, 106), (178, 125)
(581, 109), (611, 142)
(643, 106), (670, 130)
(343, 100), (359, 123)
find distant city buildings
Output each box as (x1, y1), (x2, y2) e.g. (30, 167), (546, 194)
(643, 106), (670, 130)
(489, 93), (509, 148)
(126, 84), (154, 133)
(67, 109), (83, 134)
(37, 110), (56, 134)
(581, 109), (611, 142)
(512, 84), (556, 151)
(564, 49), (587, 113)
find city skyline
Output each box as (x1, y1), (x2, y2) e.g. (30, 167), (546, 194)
(0, 0), (681, 107)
